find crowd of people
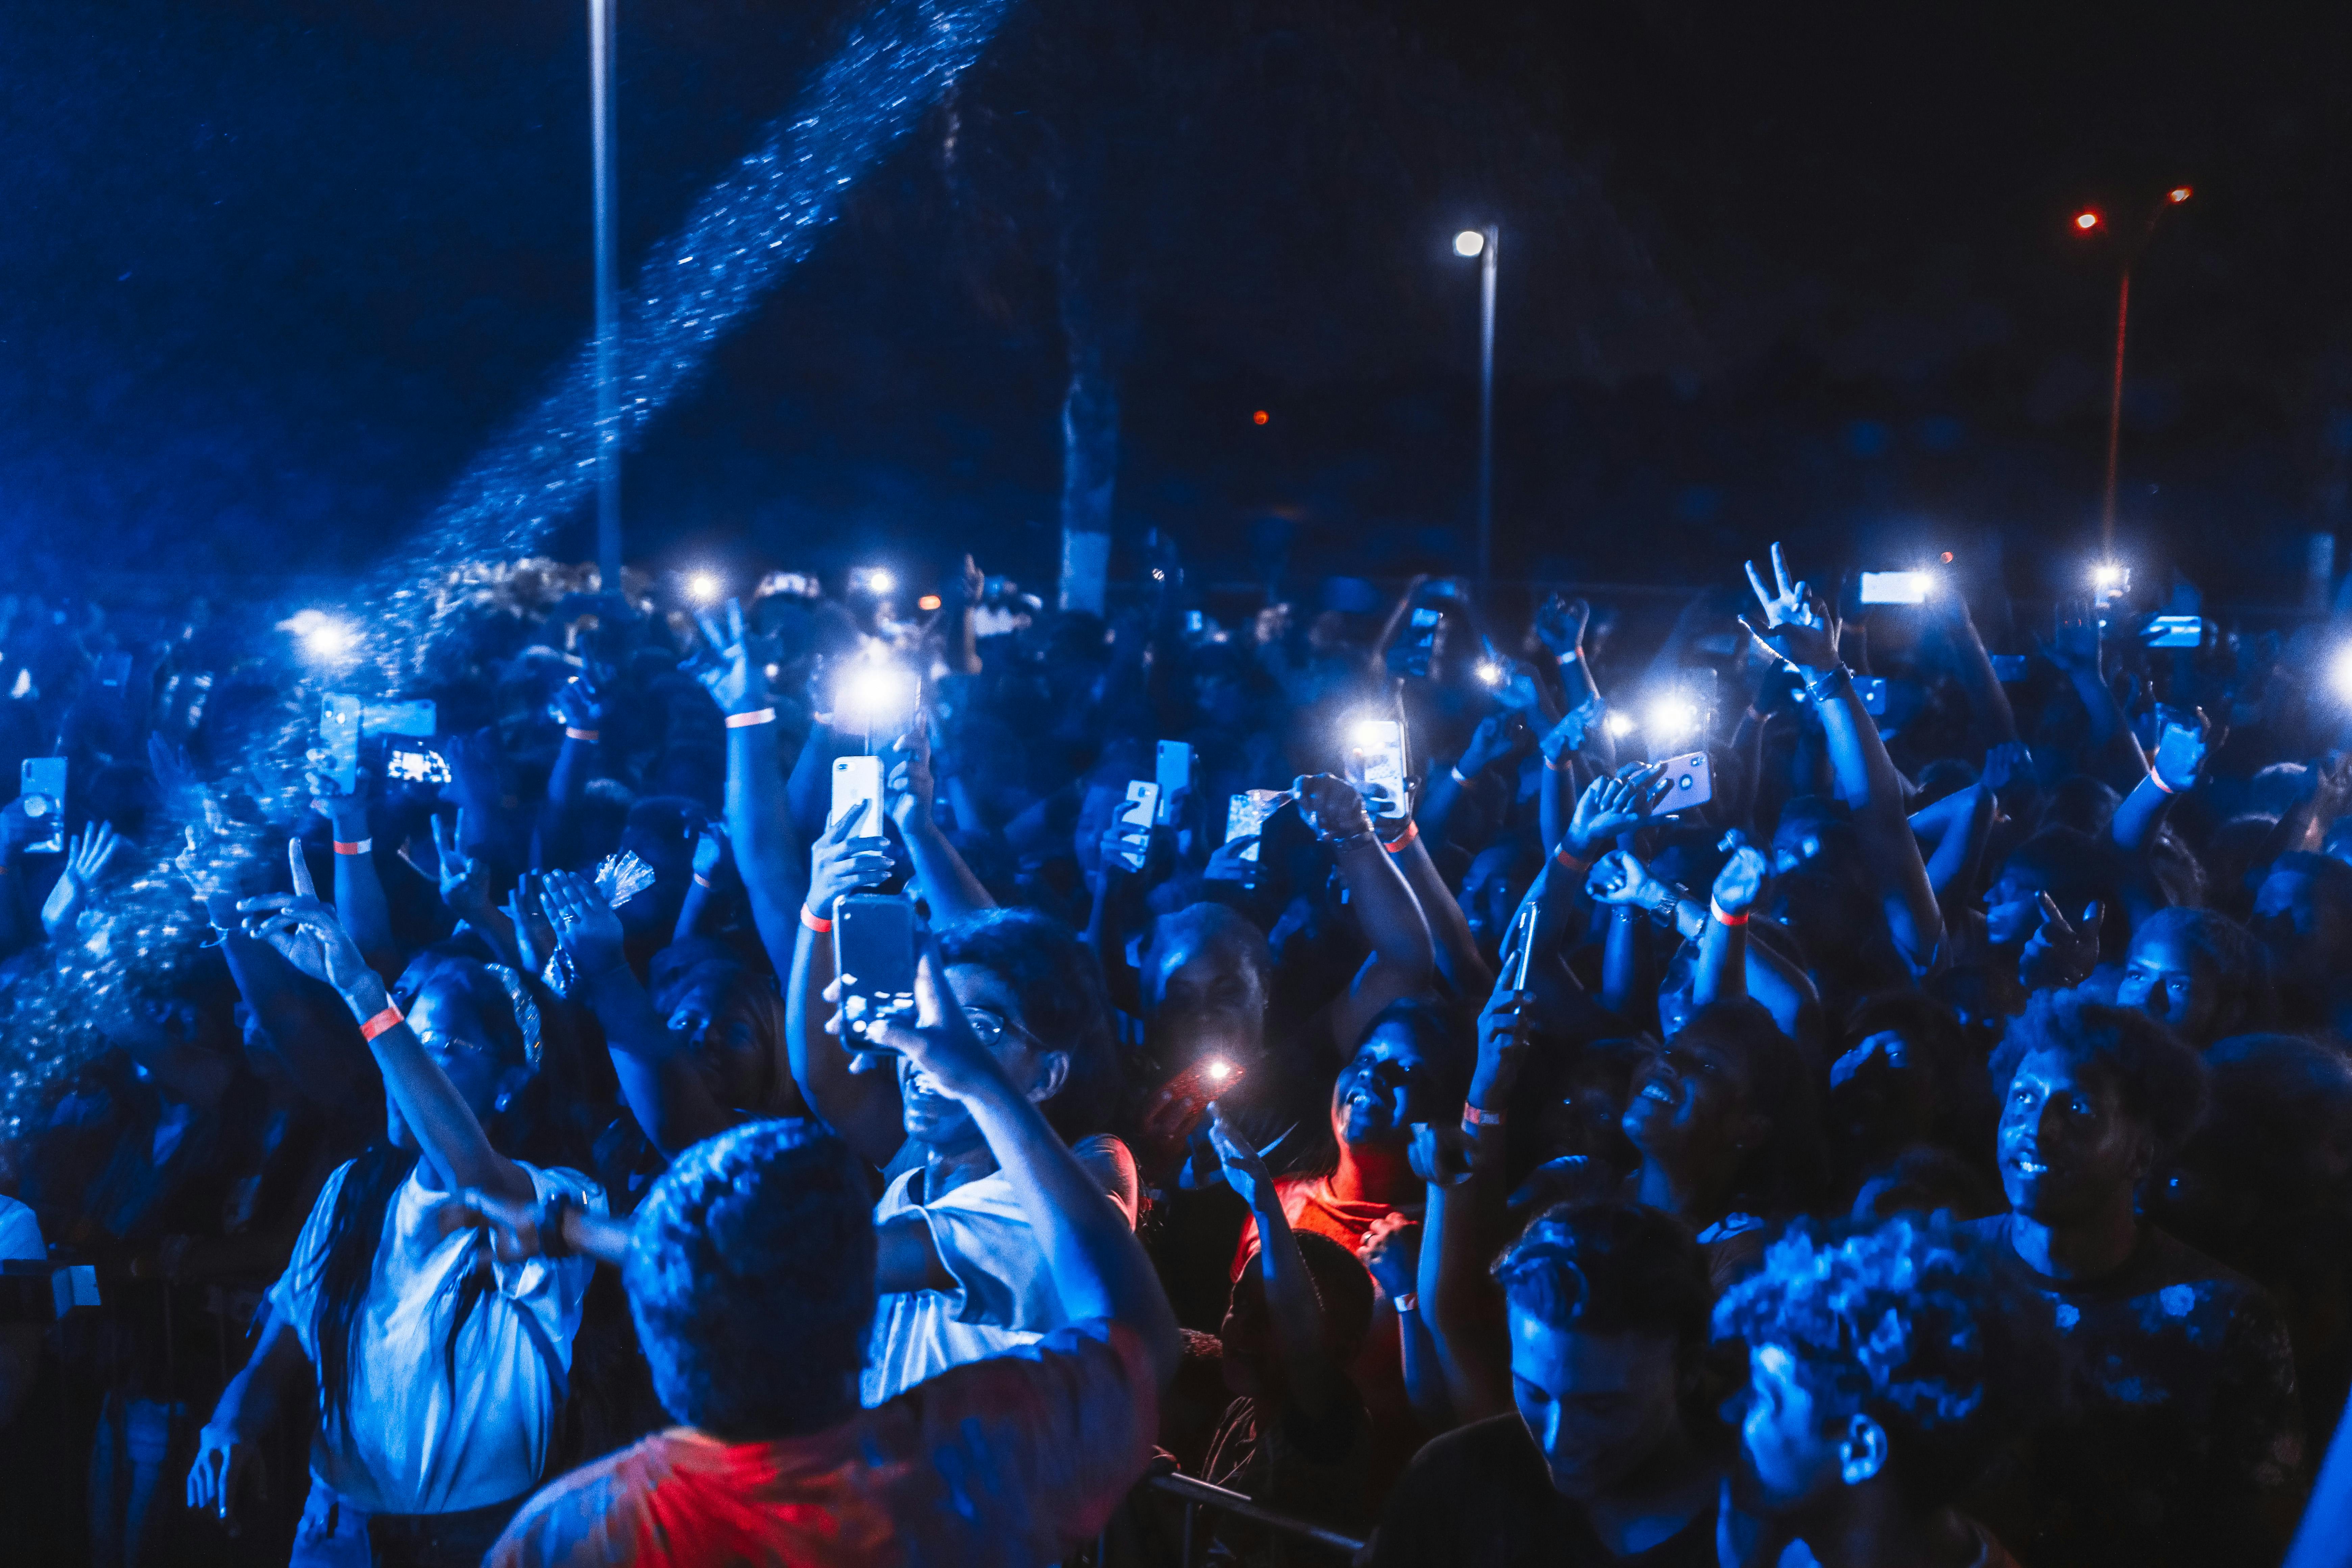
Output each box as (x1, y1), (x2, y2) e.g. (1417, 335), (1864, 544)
(6, 539), (2352, 1567)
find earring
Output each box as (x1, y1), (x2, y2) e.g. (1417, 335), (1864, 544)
(494, 1087), (516, 1114)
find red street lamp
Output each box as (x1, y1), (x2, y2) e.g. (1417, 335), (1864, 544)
(2075, 188), (2193, 549)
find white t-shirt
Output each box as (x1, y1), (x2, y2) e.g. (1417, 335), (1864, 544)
(0, 1195), (43, 1265)
(267, 1156), (603, 1516)
(861, 1162), (1064, 1407)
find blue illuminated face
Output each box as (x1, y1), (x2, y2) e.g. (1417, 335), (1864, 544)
(1508, 1308), (1682, 1498)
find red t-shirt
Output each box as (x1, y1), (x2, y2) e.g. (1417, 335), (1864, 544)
(488, 1320), (1158, 1568)
(1230, 1174), (1416, 1280)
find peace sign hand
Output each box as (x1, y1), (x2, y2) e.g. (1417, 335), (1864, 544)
(2020, 896), (2103, 993)
(236, 841), (375, 1000)
(1739, 541), (1841, 672)
(689, 597), (773, 718)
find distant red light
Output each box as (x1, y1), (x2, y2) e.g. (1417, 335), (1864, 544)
(1940, 552), (1954, 563)
(2169, 186), (2192, 204)
(2074, 211), (2100, 231)
(917, 594), (942, 611)
(1252, 410), (1270, 426)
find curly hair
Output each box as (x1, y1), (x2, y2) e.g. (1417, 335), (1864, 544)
(1492, 1202), (1712, 1351)
(1713, 1216), (2060, 1509)
(625, 1119), (877, 1441)
(1989, 991), (2208, 1157)
(935, 907), (1122, 1142)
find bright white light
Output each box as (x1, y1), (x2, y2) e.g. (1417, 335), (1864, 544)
(1206, 1059), (1232, 1083)
(1475, 659), (1503, 686)
(837, 662), (913, 721)
(283, 609), (353, 662)
(1454, 230), (1486, 258)
(857, 567), (896, 595)
(1353, 719), (1398, 747)
(1646, 696), (1699, 742)
(685, 570), (722, 604)
(2330, 645), (2352, 702)
(2090, 562), (2125, 590)
(1604, 710), (1637, 739)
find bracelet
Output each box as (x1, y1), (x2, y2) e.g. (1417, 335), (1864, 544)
(332, 838), (371, 857)
(1711, 900), (1750, 927)
(358, 1004), (404, 1042)
(1463, 1102), (1505, 1127)
(1554, 847), (1589, 876)
(1555, 648), (1581, 666)
(693, 873), (714, 889)
(1382, 819), (1421, 853)
(1325, 827), (1379, 852)
(725, 708), (777, 729)
(1392, 1292), (1419, 1314)
(2148, 768), (2177, 796)
(1449, 764), (1471, 786)
(564, 727), (600, 743)
(1544, 754), (1573, 772)
(1801, 664), (1853, 704)
(800, 904), (834, 934)
(1647, 886), (1683, 921)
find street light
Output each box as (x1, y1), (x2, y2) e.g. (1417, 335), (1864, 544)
(1452, 225), (1499, 585)
(2073, 186), (2192, 550)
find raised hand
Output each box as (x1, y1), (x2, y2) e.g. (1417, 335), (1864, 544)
(1585, 848), (1673, 915)
(1292, 772), (1374, 842)
(958, 553), (986, 607)
(430, 810), (493, 918)
(1476, 979), (1537, 1084)
(41, 820), (124, 938)
(1456, 712), (1520, 779)
(1710, 829), (1769, 915)
(539, 867), (628, 980)
(1980, 740), (2030, 795)
(553, 674), (605, 735)
(1534, 594), (1591, 659)
(306, 759), (369, 841)
(868, 942), (1005, 1102)
(503, 874), (560, 978)
(689, 597), (772, 717)
(691, 823), (731, 886)
(807, 799), (897, 920)
(1206, 1103), (1279, 1212)
(2020, 897), (2103, 993)
(1541, 696), (1608, 765)
(886, 727), (936, 833)
(1490, 659), (1542, 713)
(2151, 707), (2210, 792)
(235, 841), (374, 998)
(1567, 762), (1665, 858)
(2040, 598), (2103, 678)
(1739, 542), (1841, 671)
(1357, 1211), (1423, 1300)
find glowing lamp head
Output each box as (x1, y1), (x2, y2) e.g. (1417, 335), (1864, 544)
(2169, 186), (2192, 204)
(1454, 229), (1486, 258)
(1353, 718), (1396, 747)
(2075, 211), (2101, 231)
(685, 570), (722, 605)
(286, 609), (354, 663)
(2330, 645), (2352, 703)
(837, 660), (913, 722)
(1604, 710), (1637, 739)
(1475, 659), (1503, 687)
(2090, 562), (2125, 590)
(1205, 1058), (1233, 1084)
(854, 567), (896, 596)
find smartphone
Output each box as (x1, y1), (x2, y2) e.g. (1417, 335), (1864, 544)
(320, 694), (363, 794)
(1352, 718), (1410, 820)
(1155, 741), (1194, 824)
(95, 651), (131, 690)
(384, 744), (452, 785)
(19, 757), (66, 855)
(1184, 610), (1205, 635)
(1394, 606), (1442, 679)
(1114, 781), (1159, 871)
(1160, 1054), (1251, 1127)
(1989, 655), (2029, 682)
(833, 895), (918, 1047)
(2145, 615), (2204, 650)
(1643, 751), (1714, 816)
(1508, 901), (1540, 990)
(363, 699), (438, 738)
(1858, 571), (1932, 605)
(830, 755), (885, 831)
(1855, 676), (1888, 715)
(1225, 789), (1285, 864)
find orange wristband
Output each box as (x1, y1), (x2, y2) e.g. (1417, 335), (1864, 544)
(1554, 847), (1589, 875)
(1711, 900), (1749, 927)
(358, 1004), (403, 1041)
(693, 873), (713, 890)
(725, 708), (777, 729)
(1382, 819), (1420, 853)
(2148, 769), (2176, 795)
(565, 727), (600, 743)
(333, 838), (371, 856)
(800, 904), (833, 934)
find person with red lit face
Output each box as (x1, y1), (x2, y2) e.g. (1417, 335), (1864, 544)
(1962, 994), (2305, 1568)
(1368, 1204), (1720, 1568)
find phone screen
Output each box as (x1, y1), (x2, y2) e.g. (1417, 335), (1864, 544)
(1225, 789), (1284, 862)
(1858, 571), (1931, 605)
(321, 695), (363, 794)
(1155, 741), (1193, 824)
(1115, 781), (1159, 869)
(1509, 901), (1540, 990)
(1353, 720), (1409, 820)
(833, 895), (917, 1047)
(830, 755), (885, 831)
(2146, 615), (2203, 650)
(385, 746), (452, 785)
(19, 757), (66, 855)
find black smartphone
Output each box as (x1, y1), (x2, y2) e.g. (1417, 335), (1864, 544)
(385, 744), (453, 785)
(834, 895), (919, 1048)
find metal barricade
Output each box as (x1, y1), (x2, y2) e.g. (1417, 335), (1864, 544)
(1093, 1470), (1366, 1567)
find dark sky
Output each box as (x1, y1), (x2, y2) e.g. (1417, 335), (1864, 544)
(2, 1), (2346, 603)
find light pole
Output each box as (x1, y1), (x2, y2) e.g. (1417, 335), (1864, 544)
(2074, 186), (2191, 551)
(591, 0), (621, 592)
(1455, 225), (1498, 586)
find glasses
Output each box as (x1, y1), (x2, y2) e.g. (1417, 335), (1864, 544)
(961, 1007), (1035, 1050)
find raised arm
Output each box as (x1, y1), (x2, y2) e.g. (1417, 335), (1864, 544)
(693, 599), (810, 980)
(875, 947), (1181, 1386)
(1694, 835), (1768, 1008)
(887, 726), (995, 921)
(1297, 773), (1436, 1051)
(1210, 1107), (1353, 1417)
(534, 675), (604, 870)
(785, 803), (905, 1167)
(239, 843), (531, 1204)
(39, 819), (125, 945)
(1741, 543), (1943, 972)
(2112, 710), (2208, 852)
(308, 769), (395, 973)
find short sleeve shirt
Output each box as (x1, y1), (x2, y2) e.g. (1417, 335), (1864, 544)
(0, 1196), (44, 1265)
(861, 1163), (1067, 1407)
(489, 1319), (1160, 1568)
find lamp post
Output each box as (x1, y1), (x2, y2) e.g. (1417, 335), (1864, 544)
(2074, 186), (2191, 551)
(1455, 225), (1498, 586)
(591, 0), (621, 592)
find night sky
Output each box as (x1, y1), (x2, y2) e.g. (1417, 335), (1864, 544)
(3, 1), (2346, 603)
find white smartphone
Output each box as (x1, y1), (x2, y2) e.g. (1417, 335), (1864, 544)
(1115, 780), (1160, 870)
(1155, 741), (1193, 825)
(1858, 571), (1932, 605)
(1643, 752), (1715, 816)
(320, 694), (363, 795)
(830, 755), (885, 831)
(1353, 719), (1409, 820)
(1225, 788), (1285, 864)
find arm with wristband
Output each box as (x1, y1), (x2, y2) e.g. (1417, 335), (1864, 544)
(1297, 772), (1436, 1053)
(783, 800), (906, 1169)
(534, 674), (604, 870)
(692, 599), (810, 981)
(2112, 708), (2209, 852)
(1693, 834), (1768, 1009)
(307, 764), (396, 976)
